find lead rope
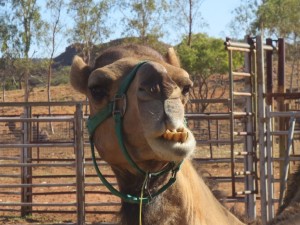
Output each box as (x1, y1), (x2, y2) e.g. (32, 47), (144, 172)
(139, 172), (149, 225)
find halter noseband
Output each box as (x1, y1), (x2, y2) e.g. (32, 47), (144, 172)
(87, 61), (182, 204)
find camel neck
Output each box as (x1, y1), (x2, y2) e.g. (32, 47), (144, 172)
(113, 160), (244, 225)
(111, 163), (172, 200)
(114, 169), (184, 225)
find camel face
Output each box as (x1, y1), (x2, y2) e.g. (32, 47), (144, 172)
(71, 46), (196, 171)
(131, 61), (195, 162)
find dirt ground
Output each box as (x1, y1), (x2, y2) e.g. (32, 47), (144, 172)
(0, 159), (246, 225)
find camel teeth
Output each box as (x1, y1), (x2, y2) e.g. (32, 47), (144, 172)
(166, 132), (174, 140)
(161, 128), (188, 143)
(181, 132), (188, 142)
(172, 133), (181, 142)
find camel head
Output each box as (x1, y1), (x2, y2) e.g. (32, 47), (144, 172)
(70, 45), (196, 174)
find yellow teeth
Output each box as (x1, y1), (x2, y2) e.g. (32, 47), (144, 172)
(162, 128), (188, 143)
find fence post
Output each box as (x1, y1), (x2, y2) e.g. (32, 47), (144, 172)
(257, 35), (269, 224)
(75, 103), (85, 225)
(21, 105), (33, 217)
(277, 38), (287, 186)
(265, 38), (275, 221)
(244, 35), (256, 221)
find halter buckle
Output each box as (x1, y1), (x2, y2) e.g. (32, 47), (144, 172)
(112, 94), (127, 117)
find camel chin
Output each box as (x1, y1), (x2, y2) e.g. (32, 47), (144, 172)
(146, 127), (196, 162)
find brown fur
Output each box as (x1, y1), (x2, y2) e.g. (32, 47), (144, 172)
(93, 44), (165, 69)
(113, 160), (243, 225)
(166, 48), (181, 68)
(70, 44), (244, 225)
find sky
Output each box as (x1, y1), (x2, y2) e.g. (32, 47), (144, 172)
(32, 0), (243, 58)
(201, 0), (241, 38)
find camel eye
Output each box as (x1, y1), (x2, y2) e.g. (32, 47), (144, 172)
(182, 85), (191, 95)
(90, 86), (108, 101)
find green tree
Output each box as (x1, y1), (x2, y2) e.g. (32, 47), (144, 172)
(172, 0), (206, 46)
(10, 0), (44, 101)
(231, 0), (300, 91)
(177, 33), (243, 112)
(256, 0), (300, 38)
(177, 33), (229, 78)
(119, 0), (168, 44)
(68, 0), (112, 65)
(256, 0), (300, 90)
(44, 0), (65, 130)
(229, 0), (260, 37)
(0, 1), (22, 100)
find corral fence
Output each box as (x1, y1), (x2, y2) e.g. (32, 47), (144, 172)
(0, 102), (120, 225)
(0, 35), (300, 225)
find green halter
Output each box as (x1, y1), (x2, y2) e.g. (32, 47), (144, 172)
(87, 61), (182, 204)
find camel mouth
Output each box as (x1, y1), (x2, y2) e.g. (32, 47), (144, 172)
(161, 128), (188, 143)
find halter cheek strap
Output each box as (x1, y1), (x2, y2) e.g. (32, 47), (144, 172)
(87, 61), (182, 204)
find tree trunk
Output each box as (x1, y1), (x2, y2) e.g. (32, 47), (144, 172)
(24, 70), (29, 102)
(187, 0), (193, 47)
(47, 60), (54, 134)
(2, 83), (5, 102)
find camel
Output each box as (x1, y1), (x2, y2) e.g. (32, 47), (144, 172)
(270, 164), (300, 225)
(70, 44), (244, 225)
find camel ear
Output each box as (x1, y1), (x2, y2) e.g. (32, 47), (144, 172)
(166, 47), (181, 68)
(70, 56), (91, 94)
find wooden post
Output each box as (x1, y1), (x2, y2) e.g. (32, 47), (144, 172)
(265, 38), (275, 220)
(277, 38), (287, 188)
(21, 106), (32, 217)
(266, 106), (275, 220)
(266, 38), (273, 106)
(75, 103), (85, 225)
(216, 120), (220, 147)
(207, 119), (213, 158)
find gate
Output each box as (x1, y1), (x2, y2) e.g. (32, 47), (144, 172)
(224, 35), (300, 224)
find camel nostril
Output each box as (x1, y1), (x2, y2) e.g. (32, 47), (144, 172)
(182, 85), (191, 95)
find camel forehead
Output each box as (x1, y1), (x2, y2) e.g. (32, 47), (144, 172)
(88, 58), (190, 89)
(88, 58), (140, 87)
(163, 63), (190, 79)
